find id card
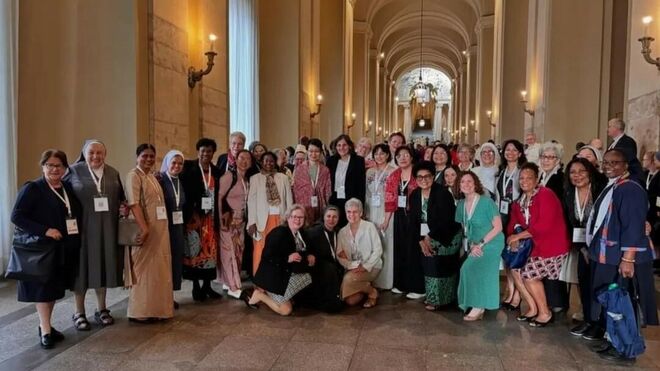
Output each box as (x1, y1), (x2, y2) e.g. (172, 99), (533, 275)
(337, 187), (346, 199)
(172, 210), (184, 225)
(499, 200), (510, 214)
(371, 194), (382, 207)
(572, 228), (586, 243)
(66, 218), (79, 235)
(657, 196), (660, 208)
(156, 206), (168, 220)
(311, 196), (319, 207)
(93, 196), (109, 212)
(397, 195), (407, 208)
(269, 205), (280, 215)
(462, 237), (469, 252)
(201, 197), (213, 210)
(420, 223), (430, 236)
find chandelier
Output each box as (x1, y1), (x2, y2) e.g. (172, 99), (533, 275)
(413, 0), (428, 104)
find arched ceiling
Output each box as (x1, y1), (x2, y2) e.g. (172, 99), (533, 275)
(355, 0), (494, 81)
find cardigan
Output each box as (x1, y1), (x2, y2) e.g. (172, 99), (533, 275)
(247, 172), (293, 232)
(408, 183), (461, 246)
(336, 220), (383, 272)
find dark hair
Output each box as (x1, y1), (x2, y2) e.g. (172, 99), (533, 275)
(236, 149), (252, 159)
(261, 151), (277, 164)
(604, 148), (629, 163)
(249, 141), (267, 153)
(299, 136), (310, 146)
(498, 139), (527, 173)
(371, 143), (391, 162)
(333, 134), (354, 152)
(431, 144), (450, 166)
(286, 146), (295, 157)
(388, 132), (406, 144)
(394, 146), (414, 166)
(413, 160), (436, 177)
(40, 149), (69, 169)
(308, 138), (324, 150)
(136, 143), (156, 157)
(564, 157), (600, 191)
(455, 171), (485, 199)
(196, 138), (217, 152)
(443, 165), (461, 195)
(520, 162), (540, 178)
(575, 142), (586, 151)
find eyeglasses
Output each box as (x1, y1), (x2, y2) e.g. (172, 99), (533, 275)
(44, 163), (64, 170)
(540, 155), (558, 160)
(602, 160), (625, 167)
(289, 215), (305, 220)
(481, 150), (495, 154)
(415, 174), (434, 181)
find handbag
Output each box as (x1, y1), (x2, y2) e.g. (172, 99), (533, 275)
(4, 229), (58, 283)
(501, 225), (533, 269)
(118, 217), (142, 246)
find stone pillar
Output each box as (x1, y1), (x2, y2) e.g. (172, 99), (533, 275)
(343, 0), (354, 135)
(403, 103), (412, 139)
(352, 21), (371, 138)
(319, 0), (344, 143)
(476, 15), (495, 144)
(368, 49), (378, 142)
(523, 0), (551, 140)
(466, 45), (478, 144)
(459, 62), (468, 143)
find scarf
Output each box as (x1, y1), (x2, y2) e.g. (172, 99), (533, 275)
(263, 171), (281, 206)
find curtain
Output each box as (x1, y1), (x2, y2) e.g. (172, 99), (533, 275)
(229, 0), (259, 145)
(0, 0), (18, 273)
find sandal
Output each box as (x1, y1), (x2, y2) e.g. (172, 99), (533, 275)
(363, 289), (378, 309)
(94, 309), (114, 327)
(72, 313), (91, 331)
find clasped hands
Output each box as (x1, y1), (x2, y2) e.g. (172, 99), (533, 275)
(288, 252), (316, 267)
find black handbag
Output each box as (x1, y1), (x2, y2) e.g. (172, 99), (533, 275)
(4, 229), (58, 283)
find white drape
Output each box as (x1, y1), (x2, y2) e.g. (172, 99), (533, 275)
(1, 0), (18, 273)
(229, 0), (259, 144)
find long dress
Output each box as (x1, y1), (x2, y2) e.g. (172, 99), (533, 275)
(218, 172), (248, 292)
(455, 196), (505, 310)
(66, 162), (124, 291)
(158, 173), (186, 291)
(292, 161), (331, 226)
(365, 164), (396, 289)
(124, 169), (173, 319)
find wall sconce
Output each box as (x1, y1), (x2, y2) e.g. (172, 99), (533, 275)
(384, 129), (389, 136)
(348, 112), (356, 129)
(639, 16), (660, 70)
(486, 110), (495, 127)
(188, 34), (218, 88)
(366, 120), (373, 133)
(310, 94), (323, 119)
(379, 52), (385, 59)
(520, 90), (535, 117)
(376, 125), (382, 135)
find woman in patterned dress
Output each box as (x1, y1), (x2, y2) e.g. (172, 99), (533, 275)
(292, 138), (331, 226)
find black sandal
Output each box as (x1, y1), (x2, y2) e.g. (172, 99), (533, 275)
(240, 289), (259, 309)
(72, 313), (91, 331)
(94, 309), (114, 327)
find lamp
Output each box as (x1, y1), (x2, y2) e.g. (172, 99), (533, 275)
(188, 34), (218, 88)
(310, 94), (323, 119)
(419, 119), (426, 128)
(413, 0), (429, 103)
(639, 16), (660, 70)
(520, 90), (535, 117)
(348, 112), (356, 130)
(366, 120), (373, 133)
(486, 110), (495, 127)
(377, 125), (382, 135)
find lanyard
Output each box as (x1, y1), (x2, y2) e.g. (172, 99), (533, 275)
(48, 182), (72, 217)
(199, 162), (212, 193)
(309, 162), (320, 190)
(136, 167), (162, 203)
(167, 174), (181, 208)
(574, 187), (590, 224)
(239, 176), (248, 206)
(520, 193), (533, 225)
(647, 172), (656, 189)
(372, 167), (388, 194)
(293, 231), (306, 251)
(86, 162), (104, 194)
(335, 157), (350, 190)
(502, 167), (518, 196)
(462, 195), (479, 236)
(323, 230), (337, 260)
(540, 165), (559, 187)
(399, 176), (411, 195)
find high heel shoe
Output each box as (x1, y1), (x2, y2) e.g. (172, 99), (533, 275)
(463, 310), (484, 321)
(529, 315), (554, 327)
(240, 289), (259, 309)
(516, 313), (537, 322)
(192, 285), (207, 302)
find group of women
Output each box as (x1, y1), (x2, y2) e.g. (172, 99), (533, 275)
(9, 131), (659, 363)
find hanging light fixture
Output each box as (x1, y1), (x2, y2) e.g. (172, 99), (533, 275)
(413, 0), (428, 103)
(419, 119), (426, 128)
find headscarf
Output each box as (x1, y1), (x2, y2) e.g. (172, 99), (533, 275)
(578, 145), (603, 165)
(476, 142), (500, 167)
(160, 149), (185, 174)
(76, 139), (106, 163)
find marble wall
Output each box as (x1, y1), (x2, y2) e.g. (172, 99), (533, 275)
(627, 90), (660, 153)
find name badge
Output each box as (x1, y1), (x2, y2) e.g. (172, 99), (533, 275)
(656, 196), (660, 208)
(462, 237), (469, 252)
(93, 196), (109, 212)
(269, 205), (280, 215)
(397, 195), (407, 208)
(310, 196), (319, 207)
(172, 210), (184, 225)
(420, 223), (430, 236)
(572, 228), (586, 243)
(201, 197), (213, 210)
(337, 187), (346, 199)
(371, 194), (382, 207)
(156, 206), (168, 220)
(66, 218), (79, 235)
(499, 200), (510, 214)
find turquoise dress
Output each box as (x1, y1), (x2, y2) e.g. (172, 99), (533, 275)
(455, 196), (505, 310)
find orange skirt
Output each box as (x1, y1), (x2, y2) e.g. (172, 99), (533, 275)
(253, 214), (280, 275)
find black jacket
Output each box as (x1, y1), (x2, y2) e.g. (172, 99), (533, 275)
(408, 183), (461, 246)
(326, 153), (366, 204)
(215, 152), (260, 179)
(253, 226), (311, 295)
(179, 160), (221, 228)
(542, 170), (564, 201)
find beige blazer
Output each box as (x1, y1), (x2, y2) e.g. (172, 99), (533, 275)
(247, 172), (293, 233)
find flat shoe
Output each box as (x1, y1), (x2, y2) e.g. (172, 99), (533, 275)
(240, 289), (259, 309)
(39, 327), (64, 343)
(39, 333), (55, 349)
(529, 315), (554, 327)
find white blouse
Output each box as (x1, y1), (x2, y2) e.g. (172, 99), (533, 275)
(336, 219), (383, 272)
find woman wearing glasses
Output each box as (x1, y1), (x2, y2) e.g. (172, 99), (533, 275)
(409, 161), (462, 310)
(473, 142), (500, 196)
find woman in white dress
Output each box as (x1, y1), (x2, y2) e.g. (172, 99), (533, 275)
(365, 143), (396, 289)
(472, 142), (500, 196)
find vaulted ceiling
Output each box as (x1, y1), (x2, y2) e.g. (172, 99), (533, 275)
(354, 0), (494, 81)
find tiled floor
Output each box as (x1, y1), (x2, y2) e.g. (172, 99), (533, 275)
(0, 279), (658, 371)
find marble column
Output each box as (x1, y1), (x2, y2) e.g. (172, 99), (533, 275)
(524, 0), (551, 140)
(368, 49), (378, 142)
(352, 21), (371, 138)
(476, 15), (495, 144)
(403, 103), (412, 139)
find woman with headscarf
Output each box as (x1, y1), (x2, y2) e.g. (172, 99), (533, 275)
(158, 150), (186, 308)
(472, 142), (500, 196)
(124, 144), (173, 322)
(576, 145), (603, 172)
(66, 140), (125, 330)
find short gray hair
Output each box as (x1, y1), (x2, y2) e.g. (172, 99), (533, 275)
(344, 198), (363, 214)
(283, 204), (306, 225)
(538, 141), (564, 159)
(229, 131), (246, 144)
(608, 118), (625, 131)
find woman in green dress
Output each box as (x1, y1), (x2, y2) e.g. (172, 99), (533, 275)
(455, 171), (505, 321)
(409, 161), (462, 310)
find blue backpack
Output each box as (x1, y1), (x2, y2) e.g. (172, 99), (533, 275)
(597, 281), (646, 359)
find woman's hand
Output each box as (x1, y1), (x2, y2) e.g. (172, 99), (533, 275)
(645, 221), (652, 236)
(288, 252), (302, 263)
(469, 244), (483, 257)
(45, 228), (63, 241)
(351, 265), (366, 274)
(379, 220), (389, 232)
(619, 261), (635, 278)
(247, 224), (257, 237)
(307, 254), (316, 267)
(119, 202), (130, 217)
(419, 240), (432, 257)
(136, 227), (149, 245)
